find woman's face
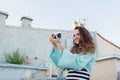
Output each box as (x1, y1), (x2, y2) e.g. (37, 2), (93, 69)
(73, 29), (80, 44)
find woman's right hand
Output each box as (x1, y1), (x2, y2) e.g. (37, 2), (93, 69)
(49, 36), (56, 47)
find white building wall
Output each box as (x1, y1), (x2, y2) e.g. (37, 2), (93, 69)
(96, 34), (120, 57)
(0, 26), (73, 65)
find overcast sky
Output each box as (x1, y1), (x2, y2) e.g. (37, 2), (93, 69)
(0, 0), (120, 46)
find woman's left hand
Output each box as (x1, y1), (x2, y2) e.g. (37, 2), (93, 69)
(49, 35), (60, 45)
(52, 35), (60, 44)
(50, 35), (64, 52)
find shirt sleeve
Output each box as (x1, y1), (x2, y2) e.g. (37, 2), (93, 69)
(58, 49), (96, 70)
(49, 47), (62, 66)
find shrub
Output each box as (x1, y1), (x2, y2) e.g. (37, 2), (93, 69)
(4, 49), (25, 64)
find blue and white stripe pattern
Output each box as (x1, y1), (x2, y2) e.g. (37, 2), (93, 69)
(66, 68), (90, 80)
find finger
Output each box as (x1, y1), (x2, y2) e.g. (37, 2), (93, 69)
(55, 35), (59, 40)
(49, 37), (53, 42)
(49, 36), (52, 40)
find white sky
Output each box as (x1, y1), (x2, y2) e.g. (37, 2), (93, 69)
(0, 0), (120, 46)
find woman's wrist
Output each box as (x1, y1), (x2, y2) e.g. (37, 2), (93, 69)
(56, 43), (64, 52)
(53, 45), (57, 51)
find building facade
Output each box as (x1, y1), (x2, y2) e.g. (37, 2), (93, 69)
(0, 11), (120, 80)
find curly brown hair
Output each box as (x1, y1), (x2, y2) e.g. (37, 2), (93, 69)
(70, 26), (96, 54)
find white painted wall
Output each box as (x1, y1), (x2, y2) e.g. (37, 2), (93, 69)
(0, 26), (73, 65)
(96, 34), (120, 57)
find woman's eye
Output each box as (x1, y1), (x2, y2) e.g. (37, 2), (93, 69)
(73, 35), (75, 37)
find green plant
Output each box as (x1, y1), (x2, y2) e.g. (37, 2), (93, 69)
(4, 49), (25, 64)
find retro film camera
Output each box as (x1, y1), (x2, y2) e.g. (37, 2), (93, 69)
(52, 32), (61, 39)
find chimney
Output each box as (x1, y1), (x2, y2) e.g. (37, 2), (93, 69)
(0, 10), (8, 27)
(20, 16), (33, 28)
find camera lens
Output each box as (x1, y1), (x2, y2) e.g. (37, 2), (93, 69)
(52, 34), (56, 39)
(51, 33), (61, 39)
(57, 33), (61, 39)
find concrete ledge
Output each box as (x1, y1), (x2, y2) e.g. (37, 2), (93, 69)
(46, 77), (66, 80)
(97, 54), (120, 61)
(0, 63), (48, 80)
(0, 63), (48, 70)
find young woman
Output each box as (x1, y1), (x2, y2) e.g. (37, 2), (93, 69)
(49, 26), (96, 80)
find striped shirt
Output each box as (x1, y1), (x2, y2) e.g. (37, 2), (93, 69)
(66, 68), (90, 80)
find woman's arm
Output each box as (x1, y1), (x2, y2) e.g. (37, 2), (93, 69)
(58, 50), (96, 71)
(56, 42), (64, 52)
(49, 35), (64, 66)
(49, 47), (62, 66)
